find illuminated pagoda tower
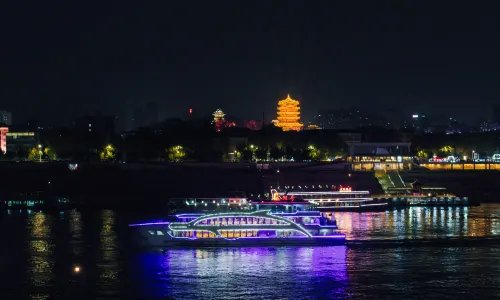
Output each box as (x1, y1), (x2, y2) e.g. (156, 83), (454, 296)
(275, 94), (303, 131)
(212, 109), (234, 132)
(212, 109), (225, 123)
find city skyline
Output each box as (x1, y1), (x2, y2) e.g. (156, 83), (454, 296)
(2, 2), (500, 125)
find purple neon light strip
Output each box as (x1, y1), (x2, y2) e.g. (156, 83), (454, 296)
(228, 235), (345, 239)
(272, 212), (322, 216)
(128, 221), (170, 227)
(278, 191), (369, 195)
(306, 197), (374, 202)
(175, 214), (204, 218)
(303, 224), (338, 228)
(165, 236), (345, 241)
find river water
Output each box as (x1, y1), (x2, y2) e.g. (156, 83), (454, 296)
(2, 205), (500, 299)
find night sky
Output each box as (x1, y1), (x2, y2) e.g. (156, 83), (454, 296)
(1, 1), (499, 124)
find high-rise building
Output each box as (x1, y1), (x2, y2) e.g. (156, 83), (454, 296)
(146, 102), (159, 125)
(0, 111), (12, 126)
(313, 108), (388, 130)
(275, 94), (303, 131)
(494, 104), (500, 123)
(132, 107), (144, 129)
(75, 114), (115, 132)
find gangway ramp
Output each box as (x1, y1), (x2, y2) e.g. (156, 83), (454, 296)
(386, 170), (407, 188)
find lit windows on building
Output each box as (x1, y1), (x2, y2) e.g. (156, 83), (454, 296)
(0, 111), (12, 126)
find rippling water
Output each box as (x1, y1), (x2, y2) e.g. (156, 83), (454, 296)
(2, 204), (500, 299)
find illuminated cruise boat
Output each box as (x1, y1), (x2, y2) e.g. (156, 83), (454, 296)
(130, 210), (345, 247)
(270, 185), (388, 211)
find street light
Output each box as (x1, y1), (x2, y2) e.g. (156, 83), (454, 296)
(38, 144), (42, 162)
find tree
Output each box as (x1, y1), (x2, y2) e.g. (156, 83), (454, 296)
(99, 144), (116, 161)
(44, 146), (57, 161)
(28, 147), (43, 161)
(417, 149), (429, 159)
(307, 145), (320, 160)
(440, 145), (454, 154)
(167, 145), (186, 162)
(224, 150), (242, 162)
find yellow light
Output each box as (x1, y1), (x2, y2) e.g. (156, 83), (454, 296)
(213, 109), (225, 122)
(306, 124), (320, 130)
(74, 266), (81, 273)
(275, 94), (303, 131)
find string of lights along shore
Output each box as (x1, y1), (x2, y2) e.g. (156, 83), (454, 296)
(274, 94), (303, 131)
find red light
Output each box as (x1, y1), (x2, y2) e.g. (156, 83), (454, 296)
(189, 108), (193, 114)
(339, 186), (352, 192)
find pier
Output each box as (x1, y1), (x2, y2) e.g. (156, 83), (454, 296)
(373, 169), (472, 207)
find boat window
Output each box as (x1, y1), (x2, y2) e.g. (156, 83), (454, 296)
(148, 230), (155, 235)
(156, 231), (164, 235)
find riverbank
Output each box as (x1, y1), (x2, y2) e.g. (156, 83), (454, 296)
(0, 162), (498, 206)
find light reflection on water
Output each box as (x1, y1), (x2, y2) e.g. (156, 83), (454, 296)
(134, 247), (348, 299)
(2, 205), (500, 299)
(98, 210), (120, 297)
(27, 213), (53, 300)
(333, 205), (500, 240)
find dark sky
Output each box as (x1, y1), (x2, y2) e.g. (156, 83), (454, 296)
(1, 1), (499, 125)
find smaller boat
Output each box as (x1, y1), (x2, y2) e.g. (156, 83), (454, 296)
(0, 190), (74, 211)
(130, 210), (345, 247)
(269, 185), (388, 211)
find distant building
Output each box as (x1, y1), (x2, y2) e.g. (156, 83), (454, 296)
(479, 121), (500, 132)
(244, 120), (261, 131)
(337, 131), (362, 143)
(113, 112), (127, 133)
(0, 111), (12, 126)
(75, 114), (114, 133)
(304, 124), (320, 130)
(313, 108), (388, 130)
(6, 131), (37, 153)
(146, 102), (159, 125)
(132, 107), (144, 129)
(213, 109), (225, 122)
(404, 113), (428, 133)
(445, 117), (462, 135)
(0, 127), (8, 153)
(345, 142), (413, 171)
(494, 104), (500, 123)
